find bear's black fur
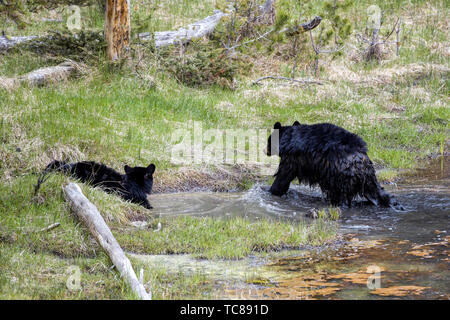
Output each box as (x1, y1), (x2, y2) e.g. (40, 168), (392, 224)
(267, 121), (403, 210)
(43, 160), (155, 209)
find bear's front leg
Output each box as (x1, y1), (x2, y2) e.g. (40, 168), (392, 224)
(141, 199), (153, 209)
(269, 160), (297, 196)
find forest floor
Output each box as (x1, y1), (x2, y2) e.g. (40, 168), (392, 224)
(0, 0), (448, 299)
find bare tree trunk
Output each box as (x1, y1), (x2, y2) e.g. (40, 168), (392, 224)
(63, 183), (151, 300)
(105, 0), (131, 61)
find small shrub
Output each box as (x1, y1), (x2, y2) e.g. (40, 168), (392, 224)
(161, 44), (236, 89)
(16, 30), (106, 63)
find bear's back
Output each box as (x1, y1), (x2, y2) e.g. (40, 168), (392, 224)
(73, 161), (123, 186)
(280, 123), (368, 157)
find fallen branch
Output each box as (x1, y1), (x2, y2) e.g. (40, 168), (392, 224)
(0, 61), (80, 90)
(252, 76), (324, 86)
(23, 222), (61, 235)
(63, 183), (151, 300)
(228, 28), (275, 50)
(0, 35), (37, 51)
(138, 10), (226, 47)
(39, 222), (61, 233)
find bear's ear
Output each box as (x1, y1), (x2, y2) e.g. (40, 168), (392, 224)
(124, 165), (132, 174)
(293, 121), (300, 126)
(274, 122), (282, 130)
(146, 164), (156, 175)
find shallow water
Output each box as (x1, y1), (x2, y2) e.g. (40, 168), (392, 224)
(140, 157), (449, 299)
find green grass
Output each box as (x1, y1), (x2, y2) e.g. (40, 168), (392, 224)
(376, 169), (401, 183)
(0, 173), (337, 298)
(0, 243), (214, 299)
(0, 243), (135, 299)
(0, 0), (448, 299)
(116, 216), (338, 260)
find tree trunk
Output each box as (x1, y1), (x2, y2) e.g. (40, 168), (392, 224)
(63, 183), (151, 300)
(105, 0), (131, 61)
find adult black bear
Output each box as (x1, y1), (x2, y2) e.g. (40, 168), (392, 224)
(41, 160), (155, 209)
(266, 121), (403, 210)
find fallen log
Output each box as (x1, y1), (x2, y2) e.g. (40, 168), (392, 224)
(0, 10), (226, 51)
(1, 11), (321, 52)
(0, 35), (37, 51)
(140, 12), (322, 48)
(138, 10), (226, 47)
(63, 183), (151, 300)
(0, 61), (79, 90)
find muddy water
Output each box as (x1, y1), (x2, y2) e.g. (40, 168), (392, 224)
(141, 157), (449, 299)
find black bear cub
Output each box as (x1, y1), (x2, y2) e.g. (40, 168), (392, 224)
(267, 121), (403, 210)
(44, 160), (155, 209)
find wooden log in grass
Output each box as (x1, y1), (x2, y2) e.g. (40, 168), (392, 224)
(138, 10), (226, 47)
(0, 35), (37, 51)
(63, 183), (151, 300)
(1, 10), (321, 53)
(0, 61), (79, 90)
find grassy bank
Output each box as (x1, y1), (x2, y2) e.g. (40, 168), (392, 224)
(0, 0), (448, 299)
(0, 243), (215, 299)
(116, 216), (338, 259)
(0, 173), (338, 298)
